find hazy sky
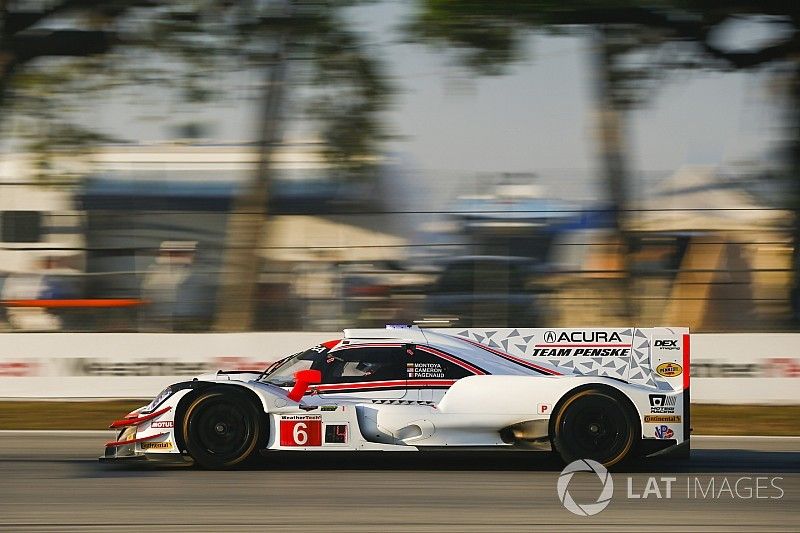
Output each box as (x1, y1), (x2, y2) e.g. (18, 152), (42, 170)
(66, 1), (784, 192)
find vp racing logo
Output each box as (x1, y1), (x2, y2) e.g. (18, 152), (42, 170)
(557, 459), (614, 516)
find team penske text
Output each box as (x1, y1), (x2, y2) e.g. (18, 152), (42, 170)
(533, 348), (630, 357)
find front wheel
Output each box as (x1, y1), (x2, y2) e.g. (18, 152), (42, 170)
(551, 388), (639, 469)
(181, 389), (265, 469)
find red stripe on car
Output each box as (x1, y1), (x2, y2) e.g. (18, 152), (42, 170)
(415, 346), (486, 375)
(329, 343), (404, 353)
(109, 406), (172, 429)
(459, 337), (561, 375)
(682, 333), (690, 390)
(315, 379), (456, 391)
(534, 344), (632, 348)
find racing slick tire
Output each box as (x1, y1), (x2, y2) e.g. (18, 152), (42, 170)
(550, 387), (639, 469)
(180, 388), (266, 469)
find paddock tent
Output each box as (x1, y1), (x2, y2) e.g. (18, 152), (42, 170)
(635, 166), (789, 232)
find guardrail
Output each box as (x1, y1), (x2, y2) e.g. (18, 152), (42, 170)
(0, 332), (797, 403)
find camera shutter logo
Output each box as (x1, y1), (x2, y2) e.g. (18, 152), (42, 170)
(557, 459), (614, 516)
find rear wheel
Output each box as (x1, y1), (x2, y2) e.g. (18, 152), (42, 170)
(551, 388), (638, 468)
(181, 389), (265, 469)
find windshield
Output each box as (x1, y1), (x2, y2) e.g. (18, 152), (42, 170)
(259, 346), (329, 386)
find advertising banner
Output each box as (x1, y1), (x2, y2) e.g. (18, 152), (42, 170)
(0, 332), (797, 403)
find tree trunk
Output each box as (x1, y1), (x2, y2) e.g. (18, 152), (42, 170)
(592, 26), (635, 319)
(789, 61), (800, 325)
(213, 35), (288, 331)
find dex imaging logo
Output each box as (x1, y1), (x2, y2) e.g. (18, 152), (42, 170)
(557, 459), (614, 516)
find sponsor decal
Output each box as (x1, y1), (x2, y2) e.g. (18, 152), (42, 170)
(324, 424), (348, 444)
(0, 361), (39, 377)
(537, 403), (552, 415)
(141, 441), (172, 450)
(654, 425), (674, 439)
(280, 415), (323, 446)
(645, 415), (682, 423)
(648, 394), (677, 414)
(321, 405), (337, 412)
(694, 358), (800, 378)
(407, 362), (445, 379)
(541, 330), (624, 344)
(61, 356), (274, 377)
(69, 358), (210, 377)
(151, 420), (174, 429)
(654, 339), (680, 350)
(532, 347), (630, 357)
(656, 362), (683, 378)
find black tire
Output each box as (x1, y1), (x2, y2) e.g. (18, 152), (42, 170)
(181, 388), (266, 469)
(551, 388), (639, 469)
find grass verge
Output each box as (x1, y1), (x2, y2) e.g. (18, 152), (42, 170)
(0, 401), (796, 434)
(0, 400), (145, 430)
(691, 404), (799, 436)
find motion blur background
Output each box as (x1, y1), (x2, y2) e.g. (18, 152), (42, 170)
(1, 0), (799, 335)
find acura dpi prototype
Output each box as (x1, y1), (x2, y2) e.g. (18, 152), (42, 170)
(102, 326), (690, 469)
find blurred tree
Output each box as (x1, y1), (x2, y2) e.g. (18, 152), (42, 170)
(408, 1), (800, 323)
(209, 1), (392, 330)
(406, 2), (674, 318)
(0, 1), (391, 329)
(0, 1), (137, 179)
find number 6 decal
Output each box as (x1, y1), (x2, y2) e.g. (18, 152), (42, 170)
(293, 422), (308, 445)
(280, 416), (322, 446)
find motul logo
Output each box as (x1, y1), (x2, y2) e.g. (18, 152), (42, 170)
(544, 331), (623, 343)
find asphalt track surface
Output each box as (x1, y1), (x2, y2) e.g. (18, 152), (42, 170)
(0, 432), (798, 532)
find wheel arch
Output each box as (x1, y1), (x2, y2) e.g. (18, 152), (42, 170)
(548, 382), (642, 442)
(173, 382), (268, 455)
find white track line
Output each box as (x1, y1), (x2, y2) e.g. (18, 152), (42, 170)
(693, 435), (800, 440)
(0, 431), (797, 440)
(0, 430), (114, 436)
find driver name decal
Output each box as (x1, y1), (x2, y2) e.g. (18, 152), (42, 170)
(407, 362), (445, 378)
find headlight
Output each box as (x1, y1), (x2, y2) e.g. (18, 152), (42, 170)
(142, 386), (173, 413)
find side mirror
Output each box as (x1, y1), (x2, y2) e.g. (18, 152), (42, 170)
(287, 369), (322, 402)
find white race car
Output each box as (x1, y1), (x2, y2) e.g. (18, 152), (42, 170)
(102, 326), (690, 469)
